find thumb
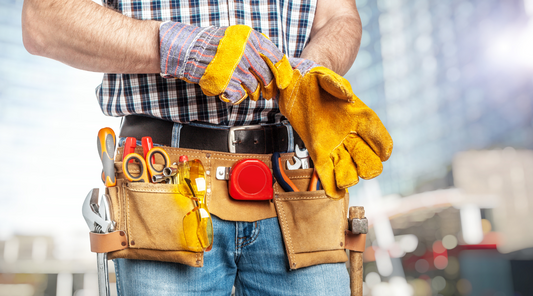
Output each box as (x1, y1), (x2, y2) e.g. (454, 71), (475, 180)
(310, 67), (356, 102)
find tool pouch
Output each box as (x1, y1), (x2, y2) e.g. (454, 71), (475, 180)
(103, 161), (205, 267)
(273, 168), (349, 270)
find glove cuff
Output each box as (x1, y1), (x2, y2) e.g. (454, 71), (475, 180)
(159, 22), (211, 80)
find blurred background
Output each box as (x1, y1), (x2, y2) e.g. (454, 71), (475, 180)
(1, 0), (532, 295)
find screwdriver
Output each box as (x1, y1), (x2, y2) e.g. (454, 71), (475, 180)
(97, 127), (116, 187)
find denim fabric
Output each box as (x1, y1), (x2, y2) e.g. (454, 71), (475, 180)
(114, 216), (350, 295)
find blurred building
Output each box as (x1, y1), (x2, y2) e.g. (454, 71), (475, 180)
(345, 0), (533, 295)
(347, 0), (533, 197)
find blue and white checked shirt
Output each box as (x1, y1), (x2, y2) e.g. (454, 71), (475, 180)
(96, 0), (317, 126)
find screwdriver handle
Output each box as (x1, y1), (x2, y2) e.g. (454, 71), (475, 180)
(97, 128), (117, 187)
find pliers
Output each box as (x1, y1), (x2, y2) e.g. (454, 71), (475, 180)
(272, 152), (321, 192)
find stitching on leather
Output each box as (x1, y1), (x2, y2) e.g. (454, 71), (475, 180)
(126, 188), (131, 247)
(126, 187), (182, 193)
(211, 156), (271, 162)
(339, 198), (346, 249)
(276, 201), (295, 265)
(276, 195), (329, 201)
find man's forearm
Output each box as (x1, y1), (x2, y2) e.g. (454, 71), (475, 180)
(300, 0), (362, 75)
(22, 0), (160, 74)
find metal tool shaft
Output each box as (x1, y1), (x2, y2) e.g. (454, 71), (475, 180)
(97, 252), (110, 296)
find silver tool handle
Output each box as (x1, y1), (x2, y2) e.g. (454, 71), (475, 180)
(97, 253), (110, 296)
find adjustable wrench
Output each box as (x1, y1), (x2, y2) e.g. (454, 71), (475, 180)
(82, 188), (115, 296)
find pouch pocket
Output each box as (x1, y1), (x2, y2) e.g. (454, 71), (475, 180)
(273, 170), (348, 269)
(107, 178), (205, 267)
(124, 182), (203, 252)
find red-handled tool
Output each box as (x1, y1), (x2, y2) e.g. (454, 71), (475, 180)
(142, 137), (155, 163)
(123, 137), (137, 163)
(97, 128), (117, 187)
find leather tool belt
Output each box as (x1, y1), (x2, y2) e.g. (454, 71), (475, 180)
(94, 116), (366, 269)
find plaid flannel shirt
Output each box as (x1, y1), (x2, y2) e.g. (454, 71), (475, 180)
(96, 0), (317, 126)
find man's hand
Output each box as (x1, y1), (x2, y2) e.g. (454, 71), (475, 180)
(159, 22), (293, 104)
(278, 59), (393, 199)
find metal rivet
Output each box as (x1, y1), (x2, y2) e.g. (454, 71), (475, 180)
(275, 194), (279, 199)
(120, 231), (125, 236)
(121, 242), (126, 246)
(206, 153), (211, 158)
(340, 242), (343, 247)
(131, 240), (135, 246)
(292, 263), (296, 267)
(196, 260), (201, 265)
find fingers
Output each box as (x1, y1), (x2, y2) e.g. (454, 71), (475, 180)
(331, 146), (359, 189)
(315, 161), (348, 200)
(352, 108), (394, 162)
(329, 134), (383, 194)
(219, 80), (248, 104)
(343, 134), (383, 179)
(310, 67), (355, 102)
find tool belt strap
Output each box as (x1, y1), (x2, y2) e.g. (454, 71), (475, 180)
(119, 115), (305, 154)
(344, 231), (366, 252)
(90, 231), (128, 253)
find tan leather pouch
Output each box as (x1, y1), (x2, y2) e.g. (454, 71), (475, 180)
(105, 166), (204, 267)
(273, 169), (349, 270)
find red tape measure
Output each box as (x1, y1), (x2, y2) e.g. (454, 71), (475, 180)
(229, 159), (273, 200)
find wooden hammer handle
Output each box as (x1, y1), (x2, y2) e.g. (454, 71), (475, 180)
(349, 206), (364, 296)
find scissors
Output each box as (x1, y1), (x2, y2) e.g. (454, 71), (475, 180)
(122, 147), (171, 183)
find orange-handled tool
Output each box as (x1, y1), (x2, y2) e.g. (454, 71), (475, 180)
(145, 147), (171, 179)
(123, 153), (150, 183)
(97, 128), (117, 187)
(123, 147), (171, 183)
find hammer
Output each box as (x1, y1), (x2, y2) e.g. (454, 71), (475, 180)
(349, 206), (366, 296)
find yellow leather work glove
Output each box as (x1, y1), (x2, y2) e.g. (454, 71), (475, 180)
(278, 58), (393, 199)
(160, 22), (293, 104)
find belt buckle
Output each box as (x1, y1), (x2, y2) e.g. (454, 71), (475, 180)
(228, 125), (263, 153)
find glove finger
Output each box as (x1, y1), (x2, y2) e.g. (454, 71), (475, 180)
(310, 66), (355, 102)
(242, 82), (261, 101)
(331, 144), (359, 189)
(315, 160), (347, 200)
(343, 133), (383, 179)
(352, 108), (394, 162)
(248, 31), (292, 90)
(234, 67), (261, 101)
(261, 53), (293, 90)
(219, 79), (248, 104)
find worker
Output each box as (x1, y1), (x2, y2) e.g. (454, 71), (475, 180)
(21, 0), (393, 295)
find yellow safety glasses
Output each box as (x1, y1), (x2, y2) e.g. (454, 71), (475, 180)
(179, 159), (214, 252)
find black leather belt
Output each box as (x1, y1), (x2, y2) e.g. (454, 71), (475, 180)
(119, 115), (304, 154)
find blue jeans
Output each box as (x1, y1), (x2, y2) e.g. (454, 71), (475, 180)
(114, 216), (350, 295)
